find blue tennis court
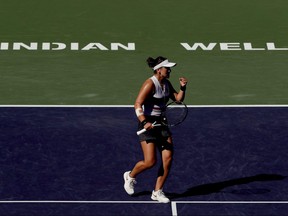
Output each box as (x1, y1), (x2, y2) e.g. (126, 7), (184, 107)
(0, 106), (287, 215)
(1, 0), (288, 215)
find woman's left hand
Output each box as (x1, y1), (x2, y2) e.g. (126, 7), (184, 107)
(179, 77), (188, 87)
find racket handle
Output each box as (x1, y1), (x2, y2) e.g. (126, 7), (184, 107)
(136, 121), (161, 135)
(137, 128), (146, 135)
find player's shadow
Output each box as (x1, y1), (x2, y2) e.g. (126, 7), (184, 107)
(167, 174), (286, 199)
(132, 174), (286, 198)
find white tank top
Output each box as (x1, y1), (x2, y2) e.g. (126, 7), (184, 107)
(143, 76), (170, 116)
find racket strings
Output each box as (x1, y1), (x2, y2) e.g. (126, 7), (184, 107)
(162, 103), (188, 126)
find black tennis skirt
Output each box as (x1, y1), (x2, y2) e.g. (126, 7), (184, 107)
(138, 115), (172, 142)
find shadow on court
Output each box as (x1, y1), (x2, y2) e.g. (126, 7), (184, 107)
(131, 174), (286, 199)
(168, 174), (286, 199)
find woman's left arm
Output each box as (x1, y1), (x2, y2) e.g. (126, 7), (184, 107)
(170, 77), (188, 102)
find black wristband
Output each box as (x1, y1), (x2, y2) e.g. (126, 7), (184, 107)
(180, 85), (186, 91)
(141, 120), (148, 127)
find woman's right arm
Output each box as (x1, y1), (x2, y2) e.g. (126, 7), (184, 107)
(134, 79), (154, 130)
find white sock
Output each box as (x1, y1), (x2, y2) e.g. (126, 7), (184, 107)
(128, 172), (135, 180)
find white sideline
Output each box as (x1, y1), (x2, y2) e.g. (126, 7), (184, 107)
(0, 200), (288, 216)
(0, 104), (288, 108)
(0, 200), (287, 203)
(171, 201), (288, 216)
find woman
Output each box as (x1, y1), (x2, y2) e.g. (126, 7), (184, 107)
(123, 56), (187, 203)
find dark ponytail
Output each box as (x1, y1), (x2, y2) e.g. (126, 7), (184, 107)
(146, 57), (156, 68)
(146, 56), (167, 70)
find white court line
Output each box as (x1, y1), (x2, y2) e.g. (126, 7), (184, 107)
(171, 202), (178, 216)
(0, 200), (287, 204)
(0, 200), (158, 203)
(1, 200), (287, 216)
(173, 201), (288, 204)
(0, 105), (134, 108)
(171, 201), (288, 216)
(0, 104), (288, 108)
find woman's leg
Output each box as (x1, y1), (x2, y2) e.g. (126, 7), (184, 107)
(154, 136), (173, 191)
(129, 140), (157, 178)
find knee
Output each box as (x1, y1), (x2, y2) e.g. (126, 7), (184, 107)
(143, 159), (156, 169)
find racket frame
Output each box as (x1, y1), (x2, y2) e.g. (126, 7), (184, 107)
(160, 100), (188, 127)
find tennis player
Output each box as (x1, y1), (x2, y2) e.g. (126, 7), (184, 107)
(123, 56), (187, 203)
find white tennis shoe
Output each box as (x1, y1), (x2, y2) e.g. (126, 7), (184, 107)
(151, 189), (170, 203)
(123, 171), (136, 195)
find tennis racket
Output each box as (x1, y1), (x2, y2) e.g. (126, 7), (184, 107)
(136, 121), (161, 135)
(136, 101), (188, 135)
